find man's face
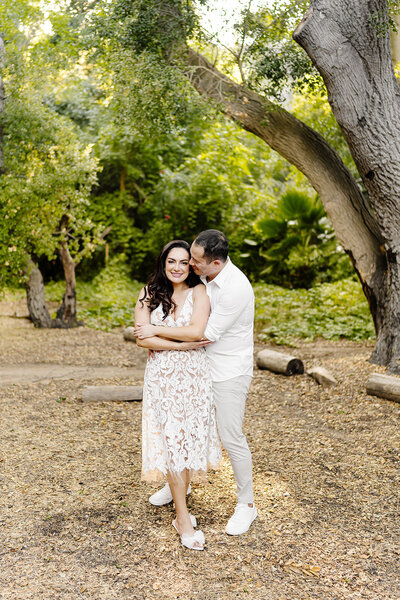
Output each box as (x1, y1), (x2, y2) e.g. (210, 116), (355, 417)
(190, 243), (220, 279)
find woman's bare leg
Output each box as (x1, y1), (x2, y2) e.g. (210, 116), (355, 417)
(167, 470), (202, 548)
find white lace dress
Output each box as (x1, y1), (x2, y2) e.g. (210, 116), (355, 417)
(141, 289), (222, 484)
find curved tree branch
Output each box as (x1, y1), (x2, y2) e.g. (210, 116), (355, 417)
(292, 0), (400, 369)
(185, 47), (383, 288)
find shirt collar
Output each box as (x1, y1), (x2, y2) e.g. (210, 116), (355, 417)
(201, 257), (232, 287)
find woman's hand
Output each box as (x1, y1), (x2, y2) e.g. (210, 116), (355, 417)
(134, 323), (157, 339)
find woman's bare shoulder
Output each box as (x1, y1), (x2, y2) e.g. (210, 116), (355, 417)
(135, 286), (148, 306)
(192, 283), (208, 301)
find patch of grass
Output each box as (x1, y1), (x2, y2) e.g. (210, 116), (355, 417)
(1, 286), (26, 301)
(254, 278), (375, 345)
(45, 259), (142, 331)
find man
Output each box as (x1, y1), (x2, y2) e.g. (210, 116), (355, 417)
(149, 229), (256, 536)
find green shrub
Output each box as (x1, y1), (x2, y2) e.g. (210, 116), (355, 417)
(246, 189), (353, 287)
(41, 265), (375, 342)
(45, 258), (142, 330)
(254, 278), (375, 345)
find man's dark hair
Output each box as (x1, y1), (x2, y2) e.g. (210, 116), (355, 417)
(194, 229), (229, 262)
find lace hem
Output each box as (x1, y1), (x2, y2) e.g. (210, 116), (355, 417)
(142, 459), (223, 486)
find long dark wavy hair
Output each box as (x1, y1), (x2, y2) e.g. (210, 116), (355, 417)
(139, 240), (202, 319)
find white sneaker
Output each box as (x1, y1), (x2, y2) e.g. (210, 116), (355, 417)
(149, 483), (191, 506)
(225, 504), (257, 535)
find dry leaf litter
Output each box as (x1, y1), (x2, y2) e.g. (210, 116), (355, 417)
(0, 300), (399, 600)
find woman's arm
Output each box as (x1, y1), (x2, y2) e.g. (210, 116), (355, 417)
(134, 286), (210, 350)
(134, 285), (210, 342)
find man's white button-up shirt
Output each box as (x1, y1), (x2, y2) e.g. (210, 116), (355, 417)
(201, 258), (254, 382)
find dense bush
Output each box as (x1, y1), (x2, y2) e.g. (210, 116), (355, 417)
(242, 189), (353, 287)
(41, 266), (375, 343)
(254, 278), (375, 345)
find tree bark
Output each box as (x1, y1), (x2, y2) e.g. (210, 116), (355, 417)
(25, 258), (52, 328)
(293, 0), (400, 371)
(54, 216), (80, 328)
(256, 349), (304, 375)
(185, 49), (385, 327)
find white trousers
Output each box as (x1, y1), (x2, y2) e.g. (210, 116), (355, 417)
(212, 375), (254, 505)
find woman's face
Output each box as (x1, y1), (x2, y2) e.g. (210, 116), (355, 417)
(164, 247), (190, 285)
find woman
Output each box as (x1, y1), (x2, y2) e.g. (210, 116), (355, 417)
(134, 240), (221, 551)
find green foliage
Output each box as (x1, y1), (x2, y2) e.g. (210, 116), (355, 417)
(104, 45), (212, 140)
(245, 190), (353, 287)
(92, 0), (212, 139)
(133, 118), (273, 277)
(200, 0), (320, 101)
(0, 0), (101, 289)
(107, 0), (199, 56)
(86, 115), (210, 280)
(43, 0), (359, 292)
(254, 278), (375, 345)
(369, 0), (400, 36)
(0, 0), (371, 329)
(290, 90), (359, 179)
(241, 1), (320, 100)
(0, 91), (100, 286)
(45, 257), (142, 330)
(41, 267), (375, 343)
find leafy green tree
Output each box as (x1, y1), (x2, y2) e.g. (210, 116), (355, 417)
(55, 0), (356, 286)
(103, 0), (400, 372)
(0, 0), (101, 326)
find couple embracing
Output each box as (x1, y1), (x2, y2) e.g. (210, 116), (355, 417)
(134, 230), (256, 551)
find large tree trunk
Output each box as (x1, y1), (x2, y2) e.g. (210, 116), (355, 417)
(54, 215), (80, 328)
(25, 219), (81, 329)
(184, 50), (385, 343)
(293, 0), (400, 371)
(25, 250), (81, 329)
(25, 259), (52, 328)
(155, 1), (400, 370)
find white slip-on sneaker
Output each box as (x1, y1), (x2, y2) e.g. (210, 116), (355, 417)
(149, 483), (191, 506)
(225, 503), (258, 535)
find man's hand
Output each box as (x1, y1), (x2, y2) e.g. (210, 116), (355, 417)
(134, 323), (156, 339)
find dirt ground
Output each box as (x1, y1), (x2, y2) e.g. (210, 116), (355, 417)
(0, 302), (399, 600)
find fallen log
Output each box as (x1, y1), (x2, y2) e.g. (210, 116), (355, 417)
(366, 373), (400, 403)
(82, 385), (143, 402)
(307, 366), (337, 386)
(256, 349), (304, 376)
